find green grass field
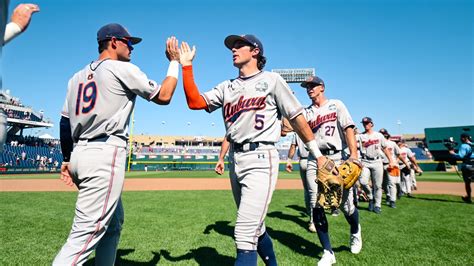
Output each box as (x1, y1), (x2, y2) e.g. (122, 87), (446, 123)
(0, 190), (472, 265)
(0, 170), (464, 182)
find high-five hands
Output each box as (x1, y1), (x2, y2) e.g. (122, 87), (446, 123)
(179, 42), (196, 66)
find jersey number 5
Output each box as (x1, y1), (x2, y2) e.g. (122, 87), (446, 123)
(75, 81), (97, 115)
(254, 114), (265, 130)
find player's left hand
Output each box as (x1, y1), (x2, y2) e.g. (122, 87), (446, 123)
(215, 159), (225, 175)
(179, 42), (196, 66)
(317, 156), (339, 175)
(60, 162), (73, 186)
(165, 36), (180, 62)
(11, 3), (40, 31)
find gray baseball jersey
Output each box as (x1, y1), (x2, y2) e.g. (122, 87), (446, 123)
(305, 99), (357, 215)
(357, 132), (387, 160)
(203, 71), (303, 143)
(54, 59), (161, 265)
(303, 99), (354, 151)
(206, 71), (303, 251)
(381, 139), (400, 164)
(291, 132), (309, 158)
(399, 146), (414, 168)
(61, 59), (160, 142)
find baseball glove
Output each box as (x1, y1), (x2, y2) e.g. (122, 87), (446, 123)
(316, 158), (344, 209)
(387, 166), (400, 177)
(317, 158), (362, 209)
(339, 160), (362, 189)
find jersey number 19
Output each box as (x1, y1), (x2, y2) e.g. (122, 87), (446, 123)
(75, 81), (97, 115)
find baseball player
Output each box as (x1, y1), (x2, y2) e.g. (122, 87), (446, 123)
(179, 35), (328, 265)
(301, 75), (362, 265)
(398, 140), (422, 198)
(379, 129), (409, 208)
(285, 132), (317, 232)
(357, 117), (396, 214)
(1, 2), (40, 152)
(54, 23), (180, 265)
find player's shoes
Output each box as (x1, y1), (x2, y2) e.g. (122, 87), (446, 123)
(461, 196), (472, 203)
(350, 225), (362, 254)
(318, 249), (336, 266)
(389, 201), (396, 208)
(308, 222), (317, 233)
(374, 207), (381, 214)
(331, 208), (340, 217)
(368, 200), (374, 212)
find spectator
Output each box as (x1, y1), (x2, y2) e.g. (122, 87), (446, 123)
(449, 133), (474, 203)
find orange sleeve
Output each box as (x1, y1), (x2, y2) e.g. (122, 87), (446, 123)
(182, 65), (208, 110)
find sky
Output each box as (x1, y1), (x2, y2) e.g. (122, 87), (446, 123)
(2, 0), (473, 139)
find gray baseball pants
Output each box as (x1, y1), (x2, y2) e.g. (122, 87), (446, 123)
(53, 138), (126, 265)
(298, 158), (318, 221)
(360, 159), (384, 208)
(228, 145), (278, 251)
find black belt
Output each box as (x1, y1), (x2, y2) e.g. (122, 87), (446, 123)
(78, 135), (126, 143)
(232, 142), (274, 153)
(321, 150), (341, 156)
(362, 155), (380, 160)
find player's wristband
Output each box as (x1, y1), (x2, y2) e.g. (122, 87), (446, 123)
(166, 60), (179, 79)
(305, 140), (323, 158)
(4, 22), (22, 45)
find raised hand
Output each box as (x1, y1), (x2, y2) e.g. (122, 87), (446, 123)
(179, 42), (196, 66)
(11, 3), (40, 31)
(165, 36), (180, 61)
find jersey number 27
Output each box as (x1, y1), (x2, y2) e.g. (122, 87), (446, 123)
(75, 81), (97, 115)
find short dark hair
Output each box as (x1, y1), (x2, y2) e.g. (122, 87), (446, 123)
(98, 40), (110, 54)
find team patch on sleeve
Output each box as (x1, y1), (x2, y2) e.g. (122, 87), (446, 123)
(147, 80), (161, 101)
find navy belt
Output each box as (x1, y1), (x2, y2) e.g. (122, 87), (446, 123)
(232, 142), (273, 153)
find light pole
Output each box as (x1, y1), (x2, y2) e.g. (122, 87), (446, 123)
(396, 120), (402, 136)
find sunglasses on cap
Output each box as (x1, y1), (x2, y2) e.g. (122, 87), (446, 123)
(305, 83), (322, 90)
(106, 37), (134, 51)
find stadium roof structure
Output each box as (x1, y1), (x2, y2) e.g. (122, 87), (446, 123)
(271, 68), (315, 83)
(1, 90), (53, 135)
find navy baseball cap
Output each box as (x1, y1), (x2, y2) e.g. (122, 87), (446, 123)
(224, 34), (264, 55)
(379, 128), (390, 137)
(361, 117), (373, 123)
(97, 23), (142, 44)
(301, 76), (324, 88)
(461, 132), (471, 139)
